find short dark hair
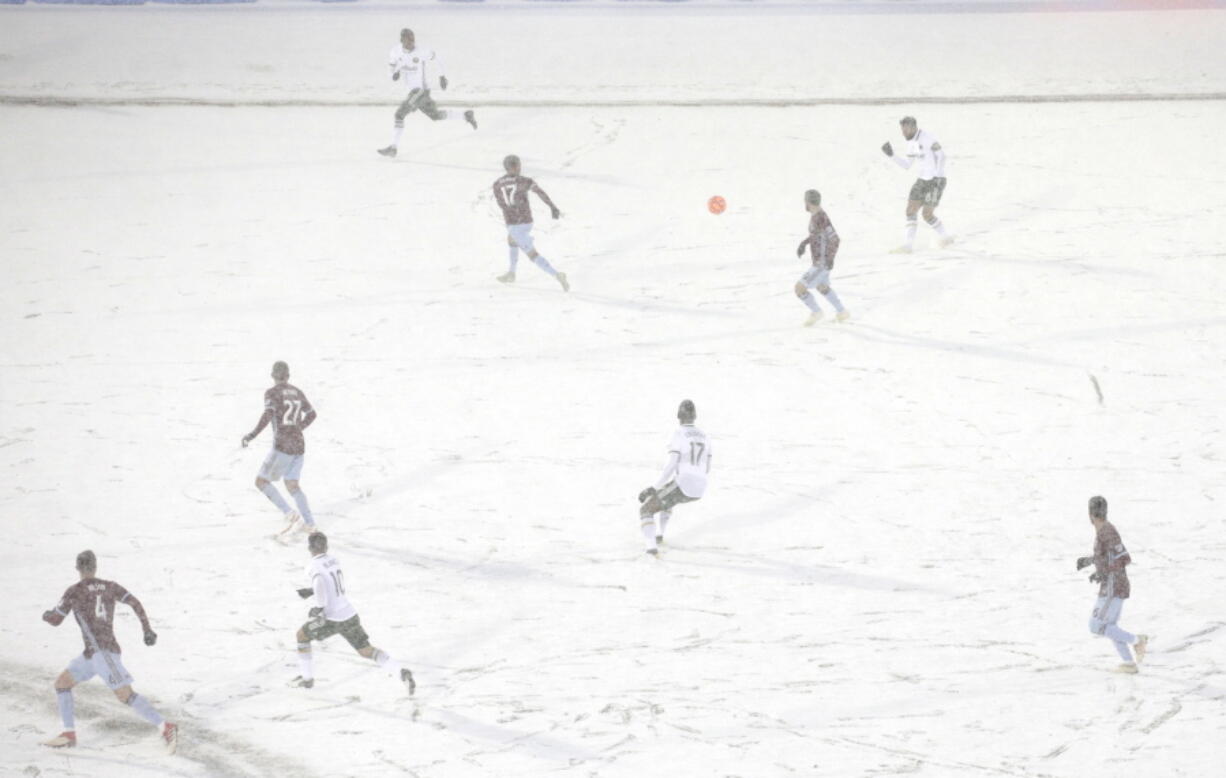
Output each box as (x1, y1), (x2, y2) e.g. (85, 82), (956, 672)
(272, 361), (289, 381)
(1088, 495), (1108, 519)
(678, 399), (696, 424)
(76, 550), (97, 572)
(308, 532), (328, 554)
(503, 154), (521, 172)
(900, 115), (917, 126)
(804, 189), (821, 206)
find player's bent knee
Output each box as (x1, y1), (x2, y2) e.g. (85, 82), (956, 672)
(794, 283), (808, 297)
(817, 284), (831, 295)
(115, 686), (134, 704)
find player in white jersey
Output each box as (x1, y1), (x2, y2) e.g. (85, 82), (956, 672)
(637, 400), (712, 556)
(881, 116), (954, 252)
(289, 532), (415, 694)
(377, 28), (477, 158)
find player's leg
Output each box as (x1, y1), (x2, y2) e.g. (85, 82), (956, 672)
(513, 224), (568, 290)
(639, 492), (664, 554)
(812, 266), (848, 320)
(893, 187), (922, 253)
(1101, 598), (1138, 663)
(922, 178), (953, 246)
(795, 268), (823, 326)
(291, 624), (318, 687)
(652, 486), (697, 546)
(655, 510), (671, 544)
(347, 619), (415, 693)
(256, 450), (293, 515)
(99, 653), (175, 747)
(44, 666), (81, 747)
(418, 92), (476, 129)
(283, 456), (315, 529)
(499, 234), (519, 283)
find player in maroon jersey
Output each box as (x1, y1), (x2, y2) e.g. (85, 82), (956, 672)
(492, 155), (569, 290)
(793, 189), (849, 326)
(242, 360), (318, 538)
(41, 550), (177, 752)
(1076, 496), (1148, 673)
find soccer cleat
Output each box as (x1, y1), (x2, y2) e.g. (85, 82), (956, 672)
(377, 145), (398, 158)
(556, 272), (570, 292)
(803, 311), (823, 327)
(655, 535), (664, 545)
(496, 271), (515, 284)
(43, 731), (76, 748)
(288, 675), (315, 689)
(889, 245), (913, 254)
(1113, 662), (1139, 674)
(1134, 634), (1149, 663)
(835, 310), (851, 322)
(401, 668), (416, 696)
(646, 548), (659, 557)
(162, 722), (178, 754)
(464, 110), (478, 130)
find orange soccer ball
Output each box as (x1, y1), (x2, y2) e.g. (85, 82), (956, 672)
(707, 195), (726, 215)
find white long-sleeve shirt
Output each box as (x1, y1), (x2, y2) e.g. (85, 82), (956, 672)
(654, 424), (712, 498)
(307, 553), (357, 622)
(890, 128), (946, 180)
(388, 44), (445, 92)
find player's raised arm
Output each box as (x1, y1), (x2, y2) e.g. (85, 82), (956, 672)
(531, 182), (562, 219)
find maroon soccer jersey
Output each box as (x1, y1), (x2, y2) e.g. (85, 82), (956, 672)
(805, 209), (840, 269)
(493, 174), (557, 226)
(248, 383), (316, 455)
(1093, 521), (1132, 599)
(46, 578), (145, 657)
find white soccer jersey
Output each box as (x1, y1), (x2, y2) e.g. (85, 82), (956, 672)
(654, 424), (712, 498)
(894, 129), (946, 180)
(388, 44), (444, 92)
(307, 553), (357, 622)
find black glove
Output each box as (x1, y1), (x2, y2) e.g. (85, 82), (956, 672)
(1075, 556), (1093, 570)
(241, 434), (253, 448)
(392, 71), (400, 82)
(1088, 571), (1104, 584)
(550, 207), (561, 220)
(297, 587), (314, 599)
(881, 141), (893, 157)
(42, 610), (57, 624)
(439, 75), (449, 90)
(638, 486), (657, 504)
(143, 629), (157, 646)
(796, 240), (808, 258)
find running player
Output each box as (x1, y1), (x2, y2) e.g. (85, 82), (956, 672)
(289, 532), (416, 694)
(794, 189), (849, 326)
(242, 361), (318, 538)
(881, 116), (954, 252)
(493, 154), (568, 290)
(637, 400), (712, 556)
(377, 28), (477, 158)
(41, 551), (178, 753)
(1076, 496), (1149, 673)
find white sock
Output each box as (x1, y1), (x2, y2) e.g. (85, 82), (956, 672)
(532, 255), (558, 277)
(821, 287), (845, 313)
(640, 515), (658, 550)
(126, 693), (164, 727)
(508, 245), (519, 273)
(656, 511), (671, 538)
(297, 645), (314, 680)
(798, 291), (820, 312)
(372, 649), (402, 675)
(391, 124), (404, 148)
(926, 217), (948, 237)
(904, 219), (917, 248)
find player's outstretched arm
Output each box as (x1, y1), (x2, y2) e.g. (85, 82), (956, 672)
(532, 184), (562, 219)
(42, 589), (72, 626)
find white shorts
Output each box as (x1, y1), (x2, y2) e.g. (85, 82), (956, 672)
(67, 651), (134, 690)
(259, 449), (304, 482)
(507, 223), (536, 253)
(798, 265), (832, 290)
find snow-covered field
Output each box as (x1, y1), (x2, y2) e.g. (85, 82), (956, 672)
(2, 2), (1225, 777)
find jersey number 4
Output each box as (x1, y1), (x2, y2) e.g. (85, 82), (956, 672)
(94, 594), (107, 619)
(282, 400), (304, 426)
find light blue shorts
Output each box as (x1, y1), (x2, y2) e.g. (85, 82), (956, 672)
(1089, 596), (1125, 635)
(507, 223), (535, 253)
(259, 449), (304, 482)
(798, 265), (832, 290)
(68, 650), (134, 690)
